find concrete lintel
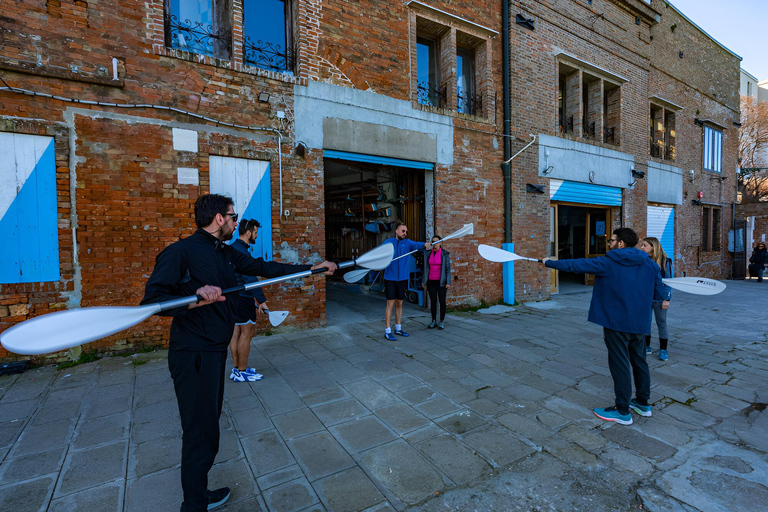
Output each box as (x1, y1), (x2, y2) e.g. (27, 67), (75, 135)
(323, 119), (437, 164)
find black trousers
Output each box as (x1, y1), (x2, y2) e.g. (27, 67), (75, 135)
(427, 280), (447, 322)
(168, 349), (227, 512)
(603, 328), (650, 414)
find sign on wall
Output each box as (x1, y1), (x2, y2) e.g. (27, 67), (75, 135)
(0, 133), (60, 284)
(209, 156), (272, 261)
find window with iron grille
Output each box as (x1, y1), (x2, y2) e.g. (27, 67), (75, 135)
(164, 0), (232, 60)
(417, 37), (443, 108)
(457, 47), (477, 115)
(244, 0), (294, 73)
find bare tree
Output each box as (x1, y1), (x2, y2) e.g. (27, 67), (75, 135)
(739, 96), (768, 202)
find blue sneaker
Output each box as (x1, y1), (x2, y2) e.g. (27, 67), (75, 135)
(385, 332), (397, 341)
(629, 399), (652, 417)
(593, 406), (633, 425)
(394, 330), (409, 337)
(645, 346), (652, 355)
(658, 349), (668, 361)
(244, 367), (264, 380)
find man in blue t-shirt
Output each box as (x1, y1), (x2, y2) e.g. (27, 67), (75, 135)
(382, 220), (430, 341)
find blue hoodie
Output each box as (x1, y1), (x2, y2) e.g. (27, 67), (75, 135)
(383, 237), (425, 281)
(545, 247), (665, 335)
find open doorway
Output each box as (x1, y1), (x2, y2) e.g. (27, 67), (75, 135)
(324, 156), (426, 301)
(552, 203), (610, 289)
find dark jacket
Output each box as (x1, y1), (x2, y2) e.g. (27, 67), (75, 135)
(545, 247), (666, 335)
(653, 257), (674, 303)
(141, 229), (310, 351)
(383, 237), (424, 281)
(231, 238), (267, 304)
(749, 247), (767, 267)
(422, 248), (451, 287)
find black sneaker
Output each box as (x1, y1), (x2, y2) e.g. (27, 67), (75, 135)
(207, 487), (231, 510)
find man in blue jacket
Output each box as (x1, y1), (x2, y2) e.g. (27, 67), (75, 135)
(543, 227), (666, 425)
(382, 220), (430, 341)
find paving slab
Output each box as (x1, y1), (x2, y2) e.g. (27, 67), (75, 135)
(311, 399), (369, 427)
(125, 468), (182, 512)
(329, 416), (397, 454)
(462, 426), (537, 468)
(0, 475), (56, 512)
(262, 477), (319, 512)
(11, 418), (73, 457)
(0, 446), (67, 485)
(241, 430), (295, 477)
(374, 403), (431, 435)
(359, 440), (447, 507)
(601, 426), (678, 462)
(312, 467), (386, 512)
(418, 434), (491, 485)
(288, 432), (355, 481)
(272, 408), (325, 440)
(49, 482), (122, 512)
(128, 435), (181, 479)
(56, 441), (127, 496)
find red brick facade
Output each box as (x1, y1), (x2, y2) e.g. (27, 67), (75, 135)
(0, 0), (738, 361)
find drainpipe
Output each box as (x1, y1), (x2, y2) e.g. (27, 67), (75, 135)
(501, 0), (511, 244)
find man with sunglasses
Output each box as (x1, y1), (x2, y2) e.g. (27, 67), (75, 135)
(142, 194), (337, 512)
(228, 218), (268, 383)
(542, 227), (665, 426)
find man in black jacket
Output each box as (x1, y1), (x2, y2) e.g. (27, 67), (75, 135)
(141, 194), (336, 512)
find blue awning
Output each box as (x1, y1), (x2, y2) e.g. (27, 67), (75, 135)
(324, 150), (434, 170)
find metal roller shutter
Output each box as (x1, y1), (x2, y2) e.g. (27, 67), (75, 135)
(647, 206), (675, 259)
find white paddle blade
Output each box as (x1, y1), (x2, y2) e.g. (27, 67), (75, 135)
(478, 244), (539, 263)
(343, 269), (369, 283)
(662, 277), (726, 296)
(0, 304), (161, 356)
(440, 223), (474, 242)
(267, 311), (289, 327)
(354, 243), (394, 270)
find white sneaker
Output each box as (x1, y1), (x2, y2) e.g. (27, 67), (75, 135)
(243, 367), (264, 380)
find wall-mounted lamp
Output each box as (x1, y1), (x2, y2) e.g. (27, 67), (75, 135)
(542, 165), (554, 175)
(691, 199), (703, 206)
(693, 118), (705, 127)
(631, 169), (645, 179)
(258, 92), (271, 103)
(688, 169), (695, 182)
(526, 184), (545, 194)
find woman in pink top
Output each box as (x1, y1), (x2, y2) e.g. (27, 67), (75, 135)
(422, 235), (452, 329)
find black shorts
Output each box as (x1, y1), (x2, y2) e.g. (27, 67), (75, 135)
(233, 296), (256, 325)
(384, 279), (408, 301)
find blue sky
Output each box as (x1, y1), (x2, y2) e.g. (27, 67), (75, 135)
(669, 0), (768, 80)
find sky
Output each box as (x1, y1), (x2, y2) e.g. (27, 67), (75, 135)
(668, 0), (768, 80)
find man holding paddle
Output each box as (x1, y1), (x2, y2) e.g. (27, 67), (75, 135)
(541, 227), (666, 426)
(141, 194), (336, 512)
(382, 220), (430, 341)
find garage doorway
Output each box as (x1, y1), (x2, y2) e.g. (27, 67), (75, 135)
(552, 203), (611, 288)
(324, 153), (428, 299)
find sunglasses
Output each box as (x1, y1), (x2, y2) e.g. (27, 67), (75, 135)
(223, 212), (238, 223)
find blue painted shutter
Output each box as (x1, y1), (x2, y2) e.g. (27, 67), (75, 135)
(0, 133), (60, 283)
(647, 206), (675, 259)
(209, 156), (272, 261)
(549, 179), (622, 206)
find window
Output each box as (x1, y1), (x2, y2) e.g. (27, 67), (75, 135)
(244, 0), (294, 73)
(650, 103), (676, 161)
(0, 133), (60, 284)
(165, 0), (232, 60)
(703, 125), (722, 173)
(603, 82), (620, 145)
(701, 206), (721, 252)
(417, 37), (443, 107)
(457, 47), (476, 114)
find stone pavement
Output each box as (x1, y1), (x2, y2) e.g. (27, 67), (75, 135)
(0, 279), (766, 512)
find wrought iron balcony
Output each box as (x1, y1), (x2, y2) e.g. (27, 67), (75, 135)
(244, 37), (294, 73)
(583, 120), (596, 139)
(604, 127), (616, 144)
(457, 90), (482, 115)
(165, 14), (227, 58)
(417, 81), (446, 108)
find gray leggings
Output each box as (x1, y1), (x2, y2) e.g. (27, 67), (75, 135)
(650, 301), (669, 339)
